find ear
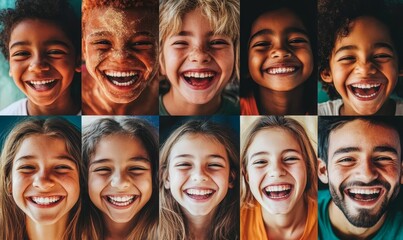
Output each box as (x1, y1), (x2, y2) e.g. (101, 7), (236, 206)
(242, 167), (249, 183)
(159, 52), (166, 75)
(320, 68), (333, 83)
(399, 69), (403, 77)
(8, 69), (12, 77)
(318, 158), (329, 184)
(75, 56), (82, 73)
(164, 177), (170, 189)
(228, 170), (236, 189)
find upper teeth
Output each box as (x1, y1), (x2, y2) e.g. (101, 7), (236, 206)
(29, 79), (56, 85)
(349, 188), (380, 195)
(105, 71), (138, 77)
(351, 83), (381, 89)
(31, 196), (61, 205)
(265, 184), (291, 192)
(183, 72), (215, 78)
(186, 189), (213, 195)
(108, 195), (134, 202)
(267, 67), (296, 74)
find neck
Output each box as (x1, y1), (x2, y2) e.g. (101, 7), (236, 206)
(261, 198), (307, 240)
(26, 216), (67, 240)
(104, 216), (133, 240)
(184, 210), (215, 240)
(328, 201), (386, 239)
(82, 74), (158, 115)
(27, 90), (79, 115)
(257, 85), (305, 115)
(163, 89), (221, 115)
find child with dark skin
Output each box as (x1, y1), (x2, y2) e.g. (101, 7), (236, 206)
(81, 0), (159, 115)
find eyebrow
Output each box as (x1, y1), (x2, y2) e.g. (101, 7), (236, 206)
(334, 42), (395, 55)
(250, 149), (300, 159)
(89, 156), (150, 166)
(172, 154), (226, 161)
(331, 147), (361, 158)
(16, 155), (75, 163)
(331, 145), (398, 158)
(373, 145), (398, 154)
(88, 30), (155, 38)
(9, 40), (71, 50)
(249, 27), (308, 44)
(174, 31), (214, 37)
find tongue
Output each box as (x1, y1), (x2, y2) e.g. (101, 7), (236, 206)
(187, 77), (211, 87)
(353, 86), (379, 96)
(268, 190), (290, 198)
(108, 76), (136, 83)
(351, 193), (378, 201)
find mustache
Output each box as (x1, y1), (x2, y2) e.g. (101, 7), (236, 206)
(340, 179), (391, 192)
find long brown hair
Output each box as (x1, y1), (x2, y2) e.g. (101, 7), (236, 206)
(0, 117), (85, 240)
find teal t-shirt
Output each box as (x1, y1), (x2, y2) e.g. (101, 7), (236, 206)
(318, 190), (403, 240)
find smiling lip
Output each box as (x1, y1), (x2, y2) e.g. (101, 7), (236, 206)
(263, 183), (293, 201)
(345, 187), (384, 207)
(263, 62), (300, 75)
(184, 188), (216, 201)
(104, 195), (138, 209)
(102, 70), (141, 90)
(25, 79), (59, 92)
(28, 195), (64, 208)
(348, 81), (384, 101)
(181, 69), (217, 90)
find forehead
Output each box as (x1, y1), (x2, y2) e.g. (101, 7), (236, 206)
(328, 120), (401, 156)
(171, 133), (227, 155)
(251, 8), (306, 36)
(249, 128), (301, 152)
(84, 7), (157, 36)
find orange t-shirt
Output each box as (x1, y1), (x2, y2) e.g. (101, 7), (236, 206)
(241, 198), (318, 240)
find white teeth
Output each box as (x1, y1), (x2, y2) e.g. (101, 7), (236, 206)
(186, 189), (213, 195)
(267, 67), (296, 74)
(112, 79), (135, 86)
(183, 72), (215, 78)
(349, 188), (380, 195)
(105, 71), (138, 78)
(31, 196), (61, 205)
(351, 83), (381, 89)
(107, 195), (135, 206)
(355, 92), (377, 98)
(29, 79), (56, 85)
(265, 184), (292, 192)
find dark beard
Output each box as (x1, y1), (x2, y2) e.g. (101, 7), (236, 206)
(329, 179), (399, 228)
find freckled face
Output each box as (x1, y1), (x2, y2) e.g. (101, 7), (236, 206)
(83, 7), (158, 104)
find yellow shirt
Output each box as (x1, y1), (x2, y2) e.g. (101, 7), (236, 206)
(241, 197), (317, 240)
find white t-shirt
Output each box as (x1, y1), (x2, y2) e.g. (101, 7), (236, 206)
(318, 98), (403, 115)
(0, 98), (81, 115)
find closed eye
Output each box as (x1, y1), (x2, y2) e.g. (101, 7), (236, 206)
(11, 50), (31, 59)
(251, 41), (270, 49)
(131, 41), (154, 50)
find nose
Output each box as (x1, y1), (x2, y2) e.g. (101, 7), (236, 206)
(110, 171), (130, 189)
(270, 41), (292, 59)
(354, 60), (377, 76)
(109, 48), (131, 63)
(32, 170), (55, 190)
(28, 55), (50, 73)
(354, 158), (379, 183)
(191, 167), (209, 182)
(269, 160), (286, 178)
(188, 46), (211, 63)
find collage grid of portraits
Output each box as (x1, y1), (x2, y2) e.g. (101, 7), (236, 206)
(0, 0), (403, 240)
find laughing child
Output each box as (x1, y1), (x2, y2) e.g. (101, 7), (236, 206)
(318, 0), (403, 115)
(0, 0), (81, 115)
(82, 117), (159, 239)
(241, 116), (318, 239)
(159, 119), (239, 239)
(0, 117), (85, 240)
(240, 0), (317, 115)
(159, 0), (240, 115)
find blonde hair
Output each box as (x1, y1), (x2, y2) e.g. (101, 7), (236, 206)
(0, 118), (85, 240)
(159, 0), (240, 81)
(82, 117), (159, 240)
(241, 116), (317, 207)
(159, 120), (239, 240)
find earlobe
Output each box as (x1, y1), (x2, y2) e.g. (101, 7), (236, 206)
(400, 162), (403, 184)
(75, 58), (82, 73)
(228, 170), (236, 189)
(399, 69), (403, 77)
(320, 68), (333, 83)
(164, 178), (170, 189)
(318, 158), (329, 184)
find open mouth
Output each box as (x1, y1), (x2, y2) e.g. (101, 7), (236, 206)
(349, 83), (382, 100)
(346, 188), (382, 202)
(104, 70), (139, 87)
(264, 184), (293, 200)
(265, 66), (298, 75)
(27, 79), (58, 91)
(182, 71), (216, 89)
(30, 196), (63, 206)
(184, 188), (216, 200)
(106, 195), (137, 207)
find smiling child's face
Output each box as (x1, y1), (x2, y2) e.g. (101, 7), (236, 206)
(160, 7), (235, 105)
(8, 19), (79, 107)
(248, 8), (313, 92)
(321, 16), (399, 115)
(83, 7), (158, 104)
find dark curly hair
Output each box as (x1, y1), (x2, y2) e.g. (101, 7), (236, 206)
(318, 0), (403, 100)
(0, 0), (81, 60)
(82, 0), (158, 33)
(240, 0), (318, 114)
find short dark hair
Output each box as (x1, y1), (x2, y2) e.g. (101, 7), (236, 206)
(318, 116), (403, 164)
(0, 0), (81, 60)
(318, 0), (403, 99)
